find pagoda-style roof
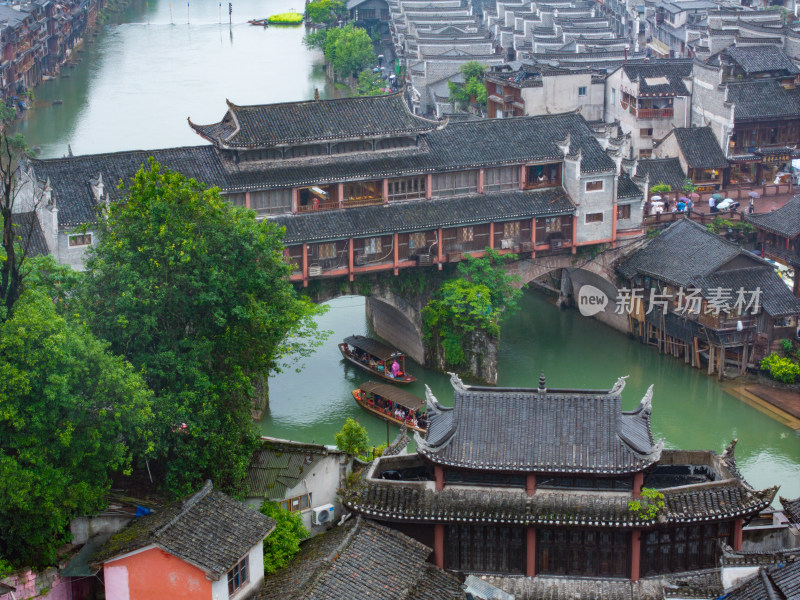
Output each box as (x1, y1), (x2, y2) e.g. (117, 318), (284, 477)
(342, 478), (777, 528)
(746, 194), (800, 239)
(416, 374), (662, 475)
(189, 93), (441, 150)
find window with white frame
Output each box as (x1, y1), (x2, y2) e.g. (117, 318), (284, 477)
(364, 237), (382, 254)
(585, 180), (604, 192)
(578, 86), (587, 97)
(227, 557), (249, 596)
(585, 212), (603, 223)
(68, 233), (93, 247)
(611, 88), (616, 104)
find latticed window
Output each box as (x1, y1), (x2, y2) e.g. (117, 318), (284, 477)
(409, 232), (427, 251)
(227, 557), (249, 595)
(538, 529), (630, 578)
(432, 170), (479, 197)
(317, 243), (337, 260)
(250, 189), (292, 214)
(640, 522), (731, 576)
(445, 525), (525, 574)
(503, 221), (520, 239)
(458, 227), (474, 243)
(388, 176), (426, 201)
(68, 234), (92, 247)
(484, 166), (520, 192)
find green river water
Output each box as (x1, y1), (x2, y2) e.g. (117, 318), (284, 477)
(14, 0), (800, 500)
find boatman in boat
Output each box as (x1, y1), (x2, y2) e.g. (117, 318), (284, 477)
(391, 360), (400, 379)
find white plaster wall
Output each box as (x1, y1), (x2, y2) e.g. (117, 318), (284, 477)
(211, 543), (263, 600)
(70, 515), (132, 546)
(721, 565), (759, 590)
(56, 228), (96, 271)
(575, 173), (616, 244)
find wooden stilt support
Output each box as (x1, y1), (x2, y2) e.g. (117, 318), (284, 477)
(708, 345), (715, 376)
(694, 337), (701, 369)
(718, 346), (725, 381)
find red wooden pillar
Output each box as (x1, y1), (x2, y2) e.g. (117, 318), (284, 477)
(426, 174), (433, 199)
(393, 232), (399, 275)
(478, 168), (485, 193)
(526, 473), (536, 495)
(434, 524), (445, 568)
(733, 518), (744, 551)
(526, 528), (536, 577)
(245, 191), (252, 209)
(291, 188), (299, 214)
(489, 222), (495, 250)
(633, 472), (644, 499)
(630, 529), (641, 582)
(383, 178), (390, 203)
(302, 243), (309, 288)
(437, 227), (443, 270)
(348, 238), (354, 282)
(434, 465), (444, 491)
(531, 217), (536, 246)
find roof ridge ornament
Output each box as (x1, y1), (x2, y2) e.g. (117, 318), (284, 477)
(722, 438), (738, 460)
(538, 372), (546, 392)
(610, 375), (629, 395)
(639, 384), (654, 413)
(424, 384), (450, 414)
(448, 372), (467, 391)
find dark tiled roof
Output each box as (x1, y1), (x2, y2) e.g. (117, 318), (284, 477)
(671, 127), (728, 169)
(636, 158), (686, 192)
(13, 211), (49, 256)
(726, 45), (800, 75)
(343, 478), (776, 526)
(417, 376), (660, 474)
(621, 61), (692, 97)
(693, 266), (800, 317)
(258, 517), (465, 600)
(618, 171), (643, 199)
(247, 438), (341, 500)
(32, 112), (613, 227)
(189, 94), (441, 149)
(727, 79), (800, 121)
(723, 558), (800, 600)
(615, 219), (745, 286)
(781, 496), (800, 525)
(746, 194), (800, 238)
(29, 146), (225, 227)
(274, 188), (575, 244)
(93, 481), (275, 578)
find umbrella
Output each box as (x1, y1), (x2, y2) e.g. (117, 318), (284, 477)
(712, 193), (723, 200)
(690, 192), (700, 200)
(749, 191), (760, 199)
(679, 196), (690, 202)
(650, 195), (662, 201)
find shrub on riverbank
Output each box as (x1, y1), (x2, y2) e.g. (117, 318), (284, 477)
(268, 12), (303, 24)
(760, 352), (800, 383)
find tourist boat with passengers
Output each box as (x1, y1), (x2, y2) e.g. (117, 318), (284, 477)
(352, 382), (427, 432)
(338, 335), (416, 384)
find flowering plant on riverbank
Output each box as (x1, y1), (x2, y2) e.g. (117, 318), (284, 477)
(760, 352), (800, 384)
(268, 12), (304, 24)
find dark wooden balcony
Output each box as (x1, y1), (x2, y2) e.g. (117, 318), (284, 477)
(633, 107), (674, 119)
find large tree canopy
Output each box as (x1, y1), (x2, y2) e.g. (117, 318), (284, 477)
(78, 160), (325, 497)
(0, 283), (154, 567)
(324, 24), (375, 79)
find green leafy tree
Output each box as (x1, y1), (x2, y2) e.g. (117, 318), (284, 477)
(628, 488), (665, 520)
(649, 183), (671, 195)
(457, 248), (523, 319)
(334, 418), (370, 456)
(306, 0), (345, 25)
(448, 61), (488, 112)
(356, 70), (386, 96)
(0, 286), (154, 567)
(260, 501), (309, 574)
(325, 25), (376, 79)
(77, 160), (326, 497)
(303, 29), (327, 50)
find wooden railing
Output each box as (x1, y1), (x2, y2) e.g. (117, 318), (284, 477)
(633, 107), (674, 119)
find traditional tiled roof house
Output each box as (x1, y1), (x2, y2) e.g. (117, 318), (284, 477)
(257, 516), (465, 600)
(245, 437), (350, 534)
(92, 481), (275, 600)
(342, 373), (777, 585)
(617, 218), (800, 376)
(746, 194), (800, 296)
(652, 126), (729, 193)
(17, 93), (643, 276)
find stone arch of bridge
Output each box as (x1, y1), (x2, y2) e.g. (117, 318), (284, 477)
(302, 279), (427, 365)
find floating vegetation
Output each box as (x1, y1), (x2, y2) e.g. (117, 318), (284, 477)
(268, 11), (303, 24)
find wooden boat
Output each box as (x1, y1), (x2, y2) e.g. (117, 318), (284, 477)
(352, 382), (427, 433)
(338, 335), (416, 384)
(248, 18), (269, 26)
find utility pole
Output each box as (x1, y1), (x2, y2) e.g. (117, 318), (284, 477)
(229, 2), (232, 25)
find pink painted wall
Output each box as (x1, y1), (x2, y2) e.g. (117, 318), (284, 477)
(0, 568), (70, 600)
(104, 547), (212, 600)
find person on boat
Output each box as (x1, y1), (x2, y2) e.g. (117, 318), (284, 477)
(391, 360), (400, 379)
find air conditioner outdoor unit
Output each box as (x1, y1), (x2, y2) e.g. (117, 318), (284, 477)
(308, 265), (322, 277)
(312, 504), (335, 525)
